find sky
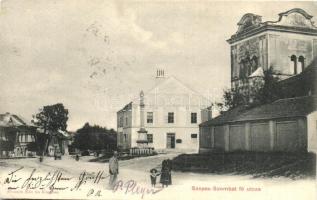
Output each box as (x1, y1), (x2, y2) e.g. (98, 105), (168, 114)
(0, 0), (316, 131)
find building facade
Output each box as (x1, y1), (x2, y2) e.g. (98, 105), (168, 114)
(227, 8), (317, 90)
(46, 130), (71, 156)
(200, 96), (316, 153)
(117, 73), (211, 152)
(0, 112), (37, 157)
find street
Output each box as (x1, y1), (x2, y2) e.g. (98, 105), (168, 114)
(0, 154), (315, 200)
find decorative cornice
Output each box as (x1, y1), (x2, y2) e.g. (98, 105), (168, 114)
(227, 24), (317, 44)
(228, 8), (317, 44)
(278, 8), (313, 20)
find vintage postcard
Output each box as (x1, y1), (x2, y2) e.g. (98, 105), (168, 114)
(0, 1), (316, 200)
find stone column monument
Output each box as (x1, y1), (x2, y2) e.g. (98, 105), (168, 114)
(136, 90), (148, 147)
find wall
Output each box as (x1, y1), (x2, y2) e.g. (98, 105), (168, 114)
(146, 127), (199, 152)
(229, 124), (246, 151)
(268, 32), (316, 76)
(214, 126), (225, 150)
(116, 76), (211, 151)
(250, 122), (270, 151)
(117, 102), (134, 149)
(307, 111), (317, 153)
(126, 102), (205, 151)
(199, 126), (212, 148)
(199, 117), (308, 153)
(230, 34), (267, 81)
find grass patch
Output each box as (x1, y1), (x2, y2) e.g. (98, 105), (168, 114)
(172, 152), (316, 179)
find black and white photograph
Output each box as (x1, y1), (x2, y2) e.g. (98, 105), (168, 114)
(0, 1), (316, 199)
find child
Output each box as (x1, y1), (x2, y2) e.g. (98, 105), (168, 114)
(150, 168), (160, 187)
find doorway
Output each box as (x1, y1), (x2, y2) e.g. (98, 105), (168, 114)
(166, 133), (175, 149)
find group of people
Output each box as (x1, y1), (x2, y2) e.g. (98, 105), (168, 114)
(107, 151), (173, 189)
(150, 159), (172, 188)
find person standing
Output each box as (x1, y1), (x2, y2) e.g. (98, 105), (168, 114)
(108, 151), (119, 189)
(150, 168), (161, 187)
(160, 160), (170, 187)
(167, 159), (172, 185)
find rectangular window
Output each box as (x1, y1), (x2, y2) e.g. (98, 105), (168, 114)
(191, 113), (197, 123)
(119, 116), (123, 127)
(168, 112), (174, 123)
(0, 131), (5, 141)
(147, 112), (153, 123)
(191, 133), (198, 138)
(125, 117), (128, 126)
(147, 134), (153, 143)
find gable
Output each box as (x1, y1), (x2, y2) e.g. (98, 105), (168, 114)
(147, 77), (197, 95)
(130, 76), (210, 107)
(236, 13), (262, 34)
(0, 113), (29, 127)
(275, 9), (317, 29)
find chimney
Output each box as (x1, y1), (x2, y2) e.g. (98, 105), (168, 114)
(156, 69), (165, 79)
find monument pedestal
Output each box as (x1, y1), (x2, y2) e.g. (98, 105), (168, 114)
(136, 128), (148, 148)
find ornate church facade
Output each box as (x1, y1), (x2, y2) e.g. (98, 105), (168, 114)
(227, 8), (317, 90)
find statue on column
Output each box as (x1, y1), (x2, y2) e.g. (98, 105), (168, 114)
(137, 90), (148, 147)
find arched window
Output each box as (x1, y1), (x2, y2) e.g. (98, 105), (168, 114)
(290, 55), (297, 74)
(243, 57), (252, 76)
(298, 56), (305, 73)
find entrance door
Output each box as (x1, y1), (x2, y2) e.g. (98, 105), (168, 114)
(166, 133), (175, 149)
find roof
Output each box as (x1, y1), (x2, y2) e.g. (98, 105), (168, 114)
(200, 95), (317, 126)
(249, 67), (264, 78)
(237, 95), (316, 121)
(280, 57), (317, 83)
(277, 57), (317, 97)
(200, 106), (249, 127)
(118, 76), (211, 112)
(0, 112), (32, 127)
(57, 130), (71, 139)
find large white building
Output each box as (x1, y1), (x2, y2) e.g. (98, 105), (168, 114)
(117, 71), (211, 152)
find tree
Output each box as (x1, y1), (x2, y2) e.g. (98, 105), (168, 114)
(73, 123), (117, 153)
(217, 67), (282, 112)
(32, 103), (68, 155)
(255, 68), (281, 104)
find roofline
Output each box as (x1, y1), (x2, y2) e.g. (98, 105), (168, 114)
(200, 115), (309, 127)
(278, 8), (313, 20)
(227, 24), (317, 44)
(200, 95), (317, 127)
(117, 75), (212, 113)
(117, 102), (133, 113)
(0, 124), (37, 128)
(168, 76), (212, 104)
